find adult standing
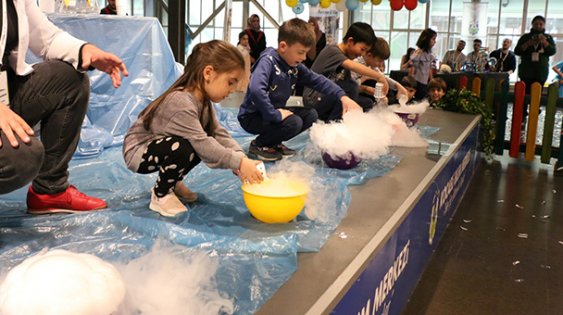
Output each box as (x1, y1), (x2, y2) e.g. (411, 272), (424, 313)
(552, 60), (563, 97)
(441, 40), (466, 72)
(245, 14), (266, 65)
(515, 15), (556, 94)
(100, 0), (117, 14)
(489, 38), (516, 74)
(304, 17), (326, 69)
(0, 0), (128, 213)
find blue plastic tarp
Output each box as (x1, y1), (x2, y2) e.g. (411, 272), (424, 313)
(2, 14), (434, 314)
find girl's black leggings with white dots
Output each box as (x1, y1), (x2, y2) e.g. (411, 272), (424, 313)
(137, 136), (201, 197)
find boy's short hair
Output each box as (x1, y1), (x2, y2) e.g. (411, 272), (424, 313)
(278, 18), (315, 48)
(343, 22), (377, 46)
(428, 77), (447, 91)
(368, 37), (390, 60)
(401, 76), (418, 90)
(473, 38), (482, 44)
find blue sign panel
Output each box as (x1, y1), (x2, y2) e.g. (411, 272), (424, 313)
(331, 126), (479, 315)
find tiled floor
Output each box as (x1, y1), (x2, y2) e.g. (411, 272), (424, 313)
(403, 153), (563, 315)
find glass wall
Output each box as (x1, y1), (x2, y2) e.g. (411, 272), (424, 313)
(186, 0), (319, 55)
(356, 2), (428, 73)
(353, 0), (563, 83)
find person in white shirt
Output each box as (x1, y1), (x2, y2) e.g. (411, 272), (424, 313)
(0, 0), (128, 214)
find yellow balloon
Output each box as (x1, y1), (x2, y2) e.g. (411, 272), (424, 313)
(371, 0), (382, 4)
(331, 0), (340, 3)
(285, 0), (298, 7)
(359, 0), (368, 2)
(320, 0), (332, 8)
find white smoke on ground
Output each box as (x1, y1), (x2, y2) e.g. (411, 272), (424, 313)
(0, 243), (234, 315)
(116, 241), (234, 315)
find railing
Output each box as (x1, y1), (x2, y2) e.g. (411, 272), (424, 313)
(450, 73), (562, 175)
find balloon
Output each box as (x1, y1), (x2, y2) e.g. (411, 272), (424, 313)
(331, 0), (340, 3)
(319, 0), (331, 8)
(418, 0), (429, 3)
(371, 0), (382, 4)
(390, 0), (403, 10)
(299, 0), (309, 3)
(309, 0), (320, 5)
(285, 0), (298, 7)
(405, 0), (417, 10)
(345, 0), (359, 10)
(359, 0), (368, 2)
(293, 2), (305, 13)
(335, 0), (347, 11)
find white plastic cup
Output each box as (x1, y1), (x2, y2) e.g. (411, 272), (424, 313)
(374, 82), (385, 99)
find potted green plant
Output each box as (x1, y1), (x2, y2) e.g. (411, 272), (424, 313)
(436, 88), (495, 158)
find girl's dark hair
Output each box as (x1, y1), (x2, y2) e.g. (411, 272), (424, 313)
(343, 22), (377, 46)
(416, 28), (437, 52)
(238, 31), (247, 45)
(405, 47), (415, 62)
(139, 40), (244, 132)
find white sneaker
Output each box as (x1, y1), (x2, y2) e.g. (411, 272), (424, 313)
(149, 189), (187, 217)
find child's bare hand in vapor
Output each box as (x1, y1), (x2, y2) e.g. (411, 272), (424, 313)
(340, 96), (362, 114)
(238, 157), (264, 184)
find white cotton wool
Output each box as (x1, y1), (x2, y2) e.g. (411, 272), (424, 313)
(0, 249), (125, 315)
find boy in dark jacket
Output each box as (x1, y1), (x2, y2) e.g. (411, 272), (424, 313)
(238, 18), (361, 161)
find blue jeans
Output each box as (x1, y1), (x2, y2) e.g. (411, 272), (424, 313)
(0, 60), (89, 194)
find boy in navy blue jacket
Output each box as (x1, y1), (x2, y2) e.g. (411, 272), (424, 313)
(238, 18), (362, 161)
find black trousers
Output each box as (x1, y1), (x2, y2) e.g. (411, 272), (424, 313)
(0, 60), (89, 194)
(238, 107), (318, 147)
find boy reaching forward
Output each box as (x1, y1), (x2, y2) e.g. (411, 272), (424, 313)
(238, 18), (362, 162)
(303, 22), (389, 122)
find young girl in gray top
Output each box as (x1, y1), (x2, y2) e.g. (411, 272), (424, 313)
(123, 40), (263, 217)
(411, 28), (437, 100)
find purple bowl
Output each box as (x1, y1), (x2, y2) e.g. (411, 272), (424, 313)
(395, 112), (420, 128)
(322, 152), (361, 170)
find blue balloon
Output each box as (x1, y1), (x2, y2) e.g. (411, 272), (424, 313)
(346, 0), (359, 10)
(299, 0), (309, 3)
(418, 0), (429, 3)
(309, 0), (320, 6)
(293, 2), (305, 14)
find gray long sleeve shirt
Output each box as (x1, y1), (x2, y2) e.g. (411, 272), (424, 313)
(123, 90), (245, 172)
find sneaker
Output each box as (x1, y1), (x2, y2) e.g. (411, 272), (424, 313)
(249, 141), (282, 161)
(27, 185), (107, 214)
(175, 181), (198, 203)
(274, 143), (296, 157)
(149, 189), (187, 217)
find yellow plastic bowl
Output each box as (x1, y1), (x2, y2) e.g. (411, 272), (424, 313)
(241, 178), (309, 224)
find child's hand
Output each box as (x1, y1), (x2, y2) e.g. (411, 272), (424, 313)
(395, 84), (409, 103)
(238, 157), (264, 184)
(341, 96), (362, 114)
(278, 109), (294, 120)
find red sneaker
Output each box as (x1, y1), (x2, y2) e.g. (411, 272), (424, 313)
(27, 185), (107, 214)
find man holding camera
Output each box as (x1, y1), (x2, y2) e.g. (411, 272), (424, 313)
(515, 16), (556, 95)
